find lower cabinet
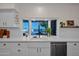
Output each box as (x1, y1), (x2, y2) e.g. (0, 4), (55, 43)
(27, 42), (50, 56)
(0, 42), (11, 56)
(2, 42), (79, 56)
(27, 47), (38, 56)
(27, 47), (50, 56)
(11, 48), (27, 56)
(39, 47), (50, 56)
(67, 42), (79, 56)
(10, 43), (28, 56)
(0, 42), (50, 56)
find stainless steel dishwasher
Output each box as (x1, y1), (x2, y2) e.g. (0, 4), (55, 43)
(51, 42), (67, 56)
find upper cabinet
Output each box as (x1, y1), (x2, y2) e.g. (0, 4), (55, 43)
(0, 9), (19, 28)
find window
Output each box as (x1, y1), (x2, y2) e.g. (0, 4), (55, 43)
(51, 20), (57, 35)
(32, 21), (39, 35)
(23, 20), (29, 33)
(39, 21), (48, 35)
(31, 21), (48, 35)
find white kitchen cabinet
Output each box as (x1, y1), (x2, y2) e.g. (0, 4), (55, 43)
(0, 42), (11, 56)
(27, 47), (50, 56)
(6, 19), (17, 27)
(0, 18), (3, 27)
(10, 42), (50, 56)
(67, 42), (79, 56)
(10, 43), (28, 56)
(0, 9), (19, 27)
(28, 47), (38, 56)
(27, 42), (50, 56)
(38, 47), (50, 56)
(0, 42), (50, 56)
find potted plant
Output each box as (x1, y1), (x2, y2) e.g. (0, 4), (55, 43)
(60, 22), (65, 27)
(45, 27), (51, 37)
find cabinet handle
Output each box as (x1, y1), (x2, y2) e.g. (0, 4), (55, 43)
(3, 43), (6, 46)
(18, 43), (21, 46)
(17, 49), (21, 52)
(5, 22), (7, 26)
(4, 22), (6, 25)
(37, 48), (38, 53)
(40, 48), (41, 52)
(74, 43), (77, 46)
(3, 22), (4, 25)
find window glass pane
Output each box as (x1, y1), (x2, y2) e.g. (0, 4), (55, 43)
(51, 20), (57, 35)
(40, 21), (48, 35)
(32, 21), (39, 35)
(31, 21), (48, 35)
(23, 20), (29, 33)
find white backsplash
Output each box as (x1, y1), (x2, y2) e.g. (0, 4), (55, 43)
(59, 28), (79, 39)
(6, 28), (23, 39)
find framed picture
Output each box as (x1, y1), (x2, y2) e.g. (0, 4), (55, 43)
(67, 20), (74, 26)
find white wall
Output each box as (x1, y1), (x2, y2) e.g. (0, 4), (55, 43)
(1, 3), (79, 25)
(0, 3), (15, 9)
(15, 3), (79, 25)
(59, 28), (79, 38)
(15, 3), (79, 17)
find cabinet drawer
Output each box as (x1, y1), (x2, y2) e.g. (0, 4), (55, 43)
(67, 42), (79, 56)
(0, 42), (10, 48)
(10, 43), (27, 48)
(27, 42), (50, 48)
(11, 48), (27, 56)
(0, 42), (11, 56)
(0, 48), (10, 56)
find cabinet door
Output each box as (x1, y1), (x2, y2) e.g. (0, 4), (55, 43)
(0, 13), (3, 27)
(39, 47), (50, 56)
(6, 13), (18, 27)
(0, 19), (3, 27)
(10, 43), (28, 56)
(11, 48), (27, 56)
(0, 12), (18, 27)
(27, 42), (50, 56)
(67, 42), (79, 56)
(27, 47), (38, 56)
(6, 19), (16, 27)
(0, 42), (11, 56)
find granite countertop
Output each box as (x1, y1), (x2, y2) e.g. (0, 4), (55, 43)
(0, 36), (79, 42)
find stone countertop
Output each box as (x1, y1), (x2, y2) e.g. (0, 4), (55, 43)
(0, 36), (79, 42)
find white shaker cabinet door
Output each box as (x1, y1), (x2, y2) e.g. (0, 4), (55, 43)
(0, 13), (3, 27)
(67, 42), (79, 56)
(0, 12), (18, 27)
(0, 19), (3, 27)
(27, 47), (38, 56)
(0, 42), (11, 56)
(6, 19), (17, 27)
(11, 48), (27, 56)
(27, 42), (50, 56)
(39, 47), (50, 56)
(27, 47), (50, 56)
